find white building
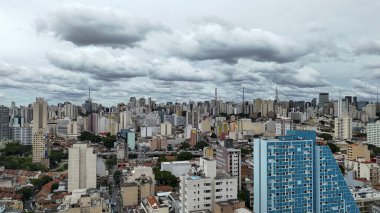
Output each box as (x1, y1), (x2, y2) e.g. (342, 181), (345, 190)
(367, 121), (380, 147)
(179, 157), (238, 213)
(57, 117), (70, 138)
(266, 118), (293, 136)
(64, 103), (78, 120)
(334, 115), (352, 140)
(119, 111), (133, 131)
(161, 161), (191, 178)
(10, 127), (32, 145)
(68, 143), (97, 192)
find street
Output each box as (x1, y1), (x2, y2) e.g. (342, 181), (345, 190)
(110, 166), (123, 213)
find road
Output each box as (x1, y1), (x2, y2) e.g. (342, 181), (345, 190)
(109, 166), (123, 213)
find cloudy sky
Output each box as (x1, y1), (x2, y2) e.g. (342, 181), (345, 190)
(1, 0), (380, 106)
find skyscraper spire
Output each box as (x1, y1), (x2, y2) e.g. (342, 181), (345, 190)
(377, 87), (379, 103)
(242, 85), (245, 114)
(338, 89), (342, 118)
(215, 88), (218, 101)
(275, 85), (279, 102)
(88, 85), (91, 99)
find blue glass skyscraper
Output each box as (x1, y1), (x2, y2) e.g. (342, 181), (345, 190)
(254, 130), (359, 213)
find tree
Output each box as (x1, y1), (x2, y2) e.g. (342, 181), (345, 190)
(78, 131), (101, 142)
(327, 143), (340, 153)
(177, 152), (193, 161)
(102, 135), (117, 148)
(339, 165), (345, 175)
(17, 187), (33, 202)
(158, 155), (169, 163)
(210, 132), (217, 138)
(0, 156), (48, 171)
(51, 183), (59, 192)
(49, 150), (67, 168)
(155, 171), (178, 188)
(153, 167), (160, 174)
(30, 175), (53, 188)
(113, 170), (122, 185)
(0, 142), (32, 156)
(195, 141), (209, 150)
(105, 157), (117, 170)
(241, 148), (252, 155)
(238, 190), (247, 201)
(318, 133), (333, 141)
(179, 142), (190, 150)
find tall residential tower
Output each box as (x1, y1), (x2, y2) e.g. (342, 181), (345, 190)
(254, 130), (359, 213)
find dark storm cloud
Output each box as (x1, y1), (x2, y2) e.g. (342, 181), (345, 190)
(36, 5), (166, 47)
(46, 48), (216, 82)
(167, 23), (310, 63)
(46, 47), (149, 81)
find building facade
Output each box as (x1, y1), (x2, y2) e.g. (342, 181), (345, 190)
(254, 130), (359, 213)
(367, 121), (380, 147)
(216, 147), (241, 190)
(68, 143), (97, 192)
(347, 142), (371, 161)
(334, 115), (352, 140)
(0, 105), (10, 141)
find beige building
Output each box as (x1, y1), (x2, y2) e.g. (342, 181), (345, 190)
(32, 97), (48, 134)
(200, 117), (211, 133)
(121, 177), (154, 207)
(203, 147), (213, 159)
(347, 142), (371, 162)
(68, 143), (97, 192)
(160, 122), (172, 136)
(214, 200), (245, 213)
(149, 135), (167, 151)
(32, 98), (48, 163)
(122, 182), (139, 206)
(58, 190), (111, 213)
(32, 130), (48, 163)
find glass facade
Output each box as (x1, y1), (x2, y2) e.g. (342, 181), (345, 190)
(254, 130), (359, 213)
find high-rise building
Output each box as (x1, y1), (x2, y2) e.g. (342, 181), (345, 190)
(57, 117), (70, 138)
(216, 147), (241, 190)
(68, 143), (97, 192)
(119, 111), (132, 131)
(0, 105), (10, 141)
(10, 127), (32, 145)
(20, 106), (33, 125)
(32, 98), (48, 164)
(179, 157), (238, 213)
(311, 98), (317, 108)
(334, 115), (352, 140)
(84, 87), (93, 114)
(139, 97), (146, 107)
(32, 130), (48, 163)
(367, 120), (380, 147)
(160, 122), (172, 136)
(319, 93), (329, 106)
(32, 98), (47, 134)
(129, 97), (137, 107)
(254, 130), (359, 213)
(64, 103), (78, 120)
(190, 128), (198, 148)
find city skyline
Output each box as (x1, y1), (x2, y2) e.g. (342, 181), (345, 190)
(1, 1), (380, 105)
